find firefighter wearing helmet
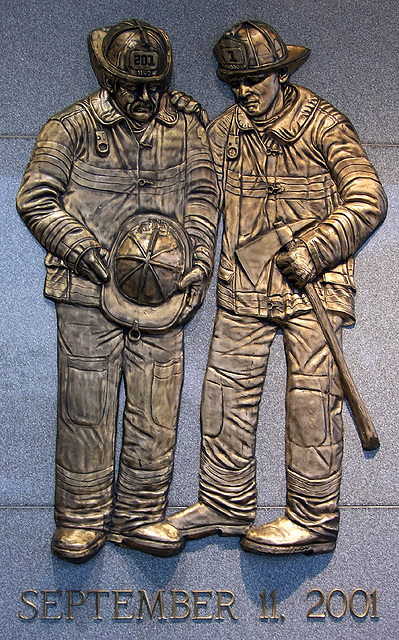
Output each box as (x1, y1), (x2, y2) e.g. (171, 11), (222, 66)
(162, 21), (387, 556)
(17, 19), (218, 562)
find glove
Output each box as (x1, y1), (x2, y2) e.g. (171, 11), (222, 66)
(169, 90), (209, 128)
(177, 265), (208, 325)
(75, 247), (109, 285)
(276, 240), (317, 288)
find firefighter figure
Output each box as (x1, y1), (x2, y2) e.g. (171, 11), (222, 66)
(159, 21), (387, 555)
(17, 19), (218, 562)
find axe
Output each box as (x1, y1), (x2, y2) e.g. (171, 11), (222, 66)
(276, 223), (380, 451)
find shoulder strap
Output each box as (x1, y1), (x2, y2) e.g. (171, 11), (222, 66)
(77, 99), (110, 157)
(221, 110), (239, 209)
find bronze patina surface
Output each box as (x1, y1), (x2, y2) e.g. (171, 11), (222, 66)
(16, 18), (218, 562)
(164, 20), (387, 556)
(16, 18), (387, 562)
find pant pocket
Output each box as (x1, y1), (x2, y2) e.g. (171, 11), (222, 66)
(151, 357), (183, 429)
(201, 370), (223, 437)
(63, 355), (108, 426)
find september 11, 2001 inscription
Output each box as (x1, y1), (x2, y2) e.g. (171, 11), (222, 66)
(19, 587), (379, 621)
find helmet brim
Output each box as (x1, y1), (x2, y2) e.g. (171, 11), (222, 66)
(217, 45), (310, 83)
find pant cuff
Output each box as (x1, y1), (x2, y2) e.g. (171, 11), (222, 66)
(199, 449), (257, 521)
(55, 464), (114, 529)
(111, 462), (173, 533)
(286, 467), (341, 540)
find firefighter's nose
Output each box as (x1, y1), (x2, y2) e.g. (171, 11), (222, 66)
(141, 85), (150, 102)
(238, 80), (250, 98)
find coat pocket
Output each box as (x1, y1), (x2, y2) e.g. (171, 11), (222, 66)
(322, 258), (356, 290)
(44, 253), (69, 301)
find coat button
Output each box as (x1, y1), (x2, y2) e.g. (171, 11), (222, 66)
(138, 178), (153, 187)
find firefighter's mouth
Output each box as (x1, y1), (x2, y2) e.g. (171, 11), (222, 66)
(240, 98), (258, 107)
(132, 103), (152, 112)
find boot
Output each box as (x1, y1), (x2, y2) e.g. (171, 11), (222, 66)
(241, 515), (336, 555)
(108, 522), (184, 557)
(241, 469), (341, 555)
(108, 502), (252, 557)
(51, 526), (106, 563)
(168, 501), (252, 539)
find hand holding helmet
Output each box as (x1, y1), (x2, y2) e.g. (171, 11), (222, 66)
(177, 264), (209, 325)
(75, 247), (110, 284)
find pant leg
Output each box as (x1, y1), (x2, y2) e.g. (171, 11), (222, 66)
(282, 311), (344, 538)
(111, 327), (184, 533)
(199, 308), (278, 520)
(55, 304), (124, 530)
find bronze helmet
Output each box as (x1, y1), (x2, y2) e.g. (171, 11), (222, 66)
(89, 19), (173, 88)
(102, 213), (192, 333)
(214, 21), (310, 82)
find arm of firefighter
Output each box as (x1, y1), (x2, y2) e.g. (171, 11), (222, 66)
(207, 113), (230, 210)
(183, 113), (219, 281)
(299, 118), (388, 274)
(177, 114), (219, 323)
(16, 118), (107, 282)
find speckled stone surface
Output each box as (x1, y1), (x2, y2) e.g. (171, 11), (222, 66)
(0, 507), (398, 639)
(1, 0), (398, 141)
(1, 1), (398, 638)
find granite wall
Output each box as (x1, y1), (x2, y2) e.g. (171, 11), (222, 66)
(1, 0), (398, 638)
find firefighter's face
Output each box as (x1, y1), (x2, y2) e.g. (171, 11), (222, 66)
(229, 72), (283, 118)
(114, 81), (162, 122)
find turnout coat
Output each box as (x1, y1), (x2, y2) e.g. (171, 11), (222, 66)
(17, 88), (218, 309)
(207, 84), (387, 324)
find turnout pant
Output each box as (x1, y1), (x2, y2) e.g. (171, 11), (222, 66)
(200, 307), (344, 539)
(55, 303), (183, 534)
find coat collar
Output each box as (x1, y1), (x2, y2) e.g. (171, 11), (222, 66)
(235, 84), (321, 144)
(88, 89), (179, 127)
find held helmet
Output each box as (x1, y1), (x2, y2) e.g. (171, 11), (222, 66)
(101, 213), (192, 333)
(89, 19), (173, 89)
(214, 21), (310, 82)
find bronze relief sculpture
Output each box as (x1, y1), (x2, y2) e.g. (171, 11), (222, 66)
(16, 19), (218, 562)
(17, 18), (387, 562)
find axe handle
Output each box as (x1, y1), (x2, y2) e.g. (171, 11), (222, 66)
(304, 282), (380, 451)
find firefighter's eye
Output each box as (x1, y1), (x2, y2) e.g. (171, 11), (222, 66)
(247, 75), (267, 86)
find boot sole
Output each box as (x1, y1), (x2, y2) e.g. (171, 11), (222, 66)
(240, 537), (336, 556)
(108, 532), (185, 557)
(180, 524), (250, 540)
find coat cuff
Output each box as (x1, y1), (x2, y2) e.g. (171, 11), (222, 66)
(301, 224), (342, 275)
(58, 234), (101, 271)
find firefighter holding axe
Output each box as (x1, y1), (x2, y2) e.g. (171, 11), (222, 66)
(165, 20), (387, 555)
